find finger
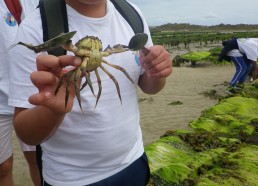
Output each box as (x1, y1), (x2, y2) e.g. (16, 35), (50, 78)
(147, 58), (172, 76)
(141, 49), (169, 70)
(147, 59), (172, 74)
(30, 71), (58, 88)
(28, 91), (54, 106)
(59, 55), (81, 68)
(36, 54), (81, 72)
(139, 49), (160, 67)
(149, 67), (172, 78)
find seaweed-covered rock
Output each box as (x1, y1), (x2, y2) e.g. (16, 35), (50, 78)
(241, 82), (258, 99)
(180, 51), (211, 63)
(196, 145), (258, 186)
(145, 132), (258, 186)
(180, 51), (211, 66)
(189, 97), (258, 142)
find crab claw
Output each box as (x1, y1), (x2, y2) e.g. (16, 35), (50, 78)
(103, 45), (129, 54)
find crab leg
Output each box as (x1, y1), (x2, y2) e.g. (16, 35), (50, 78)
(80, 78), (88, 91)
(102, 59), (134, 84)
(94, 69), (102, 109)
(55, 69), (74, 95)
(62, 40), (79, 53)
(80, 59), (96, 97)
(74, 69), (83, 111)
(55, 66), (83, 109)
(83, 71), (95, 96)
(65, 75), (72, 109)
(54, 69), (74, 108)
(100, 64), (122, 104)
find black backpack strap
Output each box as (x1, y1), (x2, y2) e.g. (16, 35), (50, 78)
(37, 1), (69, 185)
(35, 145), (43, 186)
(39, 0), (68, 56)
(111, 0), (144, 34)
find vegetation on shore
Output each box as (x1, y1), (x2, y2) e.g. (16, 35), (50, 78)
(150, 23), (258, 33)
(150, 24), (258, 61)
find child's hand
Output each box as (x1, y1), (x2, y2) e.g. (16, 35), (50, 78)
(139, 45), (172, 78)
(29, 54), (81, 114)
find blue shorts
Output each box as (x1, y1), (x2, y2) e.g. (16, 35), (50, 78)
(43, 152), (150, 186)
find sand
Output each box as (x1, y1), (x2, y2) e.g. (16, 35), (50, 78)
(139, 62), (234, 145)
(12, 60), (235, 185)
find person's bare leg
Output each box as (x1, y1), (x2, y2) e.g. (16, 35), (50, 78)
(0, 156), (13, 186)
(23, 151), (41, 186)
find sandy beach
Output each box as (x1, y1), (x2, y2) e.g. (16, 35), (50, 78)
(12, 59), (235, 185)
(139, 62), (234, 146)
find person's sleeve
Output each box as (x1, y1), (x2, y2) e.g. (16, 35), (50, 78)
(8, 17), (44, 109)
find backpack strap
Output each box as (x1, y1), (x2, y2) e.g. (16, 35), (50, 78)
(39, 0), (68, 56)
(111, 0), (144, 34)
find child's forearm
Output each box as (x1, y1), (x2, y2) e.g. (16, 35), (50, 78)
(14, 106), (66, 145)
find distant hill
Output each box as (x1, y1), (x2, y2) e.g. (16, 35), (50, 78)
(150, 23), (258, 32)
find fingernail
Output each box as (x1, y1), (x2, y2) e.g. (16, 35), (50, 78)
(45, 91), (51, 98)
(74, 57), (81, 66)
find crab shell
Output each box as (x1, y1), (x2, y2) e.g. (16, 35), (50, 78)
(75, 36), (103, 52)
(74, 36), (107, 72)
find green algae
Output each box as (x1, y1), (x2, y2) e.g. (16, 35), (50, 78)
(145, 84), (258, 186)
(146, 133), (258, 186)
(189, 97), (258, 140)
(196, 145), (258, 186)
(241, 81), (258, 99)
(180, 51), (211, 63)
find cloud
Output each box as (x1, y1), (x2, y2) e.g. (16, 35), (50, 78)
(203, 13), (221, 19)
(128, 0), (258, 26)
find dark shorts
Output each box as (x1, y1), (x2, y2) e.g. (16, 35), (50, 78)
(43, 152), (150, 186)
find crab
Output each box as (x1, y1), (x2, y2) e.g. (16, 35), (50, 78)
(12, 31), (138, 110)
(57, 35), (135, 110)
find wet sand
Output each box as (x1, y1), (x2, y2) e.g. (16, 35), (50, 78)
(139, 62), (234, 145)
(12, 61), (235, 185)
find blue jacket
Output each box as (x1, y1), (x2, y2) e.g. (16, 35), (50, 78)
(218, 38), (239, 62)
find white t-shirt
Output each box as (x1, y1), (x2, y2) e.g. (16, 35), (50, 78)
(8, 1), (152, 185)
(227, 49), (243, 57)
(0, 0), (38, 115)
(20, 0), (39, 20)
(237, 38), (258, 61)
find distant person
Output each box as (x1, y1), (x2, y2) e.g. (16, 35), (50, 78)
(218, 38), (258, 94)
(0, 0), (41, 185)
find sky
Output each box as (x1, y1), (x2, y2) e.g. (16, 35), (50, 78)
(129, 0), (258, 26)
